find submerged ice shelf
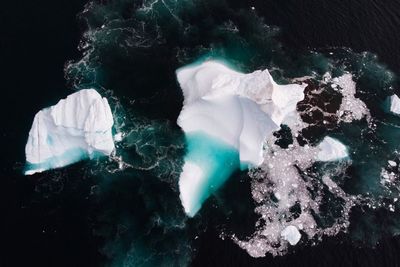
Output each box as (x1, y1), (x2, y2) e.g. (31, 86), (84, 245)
(176, 60), (306, 217)
(25, 89), (115, 175)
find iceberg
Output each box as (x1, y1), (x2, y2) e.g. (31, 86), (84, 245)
(281, 225), (301, 246)
(176, 60), (306, 217)
(317, 136), (348, 162)
(389, 94), (400, 115)
(25, 89), (115, 175)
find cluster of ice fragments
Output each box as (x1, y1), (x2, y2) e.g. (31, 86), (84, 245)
(176, 61), (361, 256)
(25, 89), (115, 175)
(234, 73), (368, 256)
(329, 73), (371, 123)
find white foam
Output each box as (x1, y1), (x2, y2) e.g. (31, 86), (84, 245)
(25, 89), (114, 175)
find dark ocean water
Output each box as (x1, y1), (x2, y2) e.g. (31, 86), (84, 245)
(2, 0), (400, 266)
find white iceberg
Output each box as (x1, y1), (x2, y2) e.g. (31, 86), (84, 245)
(176, 60), (306, 217)
(25, 89), (115, 175)
(389, 94), (400, 115)
(281, 225), (301, 245)
(317, 136), (348, 162)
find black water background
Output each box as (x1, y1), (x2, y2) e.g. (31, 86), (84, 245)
(1, 0), (400, 266)
(0, 0), (103, 266)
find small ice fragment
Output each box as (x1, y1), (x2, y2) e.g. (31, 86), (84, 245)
(281, 225), (301, 245)
(388, 160), (397, 167)
(389, 94), (400, 115)
(317, 136), (348, 162)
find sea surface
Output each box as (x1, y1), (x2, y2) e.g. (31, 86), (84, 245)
(2, 0), (400, 266)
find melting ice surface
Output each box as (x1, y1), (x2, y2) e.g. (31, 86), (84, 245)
(176, 61), (306, 217)
(25, 89), (114, 175)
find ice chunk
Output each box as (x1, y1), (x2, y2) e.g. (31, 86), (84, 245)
(176, 60), (306, 216)
(179, 162), (204, 217)
(281, 225), (301, 245)
(25, 89), (114, 175)
(177, 61), (306, 126)
(389, 94), (400, 115)
(388, 160), (397, 167)
(114, 132), (123, 142)
(317, 136), (348, 162)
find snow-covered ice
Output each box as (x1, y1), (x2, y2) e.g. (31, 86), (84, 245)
(25, 89), (114, 175)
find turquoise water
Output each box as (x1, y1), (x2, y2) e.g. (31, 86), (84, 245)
(183, 131), (241, 216)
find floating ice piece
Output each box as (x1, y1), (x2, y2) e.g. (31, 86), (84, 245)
(330, 73), (370, 122)
(25, 89), (114, 175)
(389, 94), (400, 115)
(176, 60), (306, 216)
(317, 136), (348, 162)
(114, 132), (123, 142)
(388, 160), (397, 167)
(281, 225), (301, 245)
